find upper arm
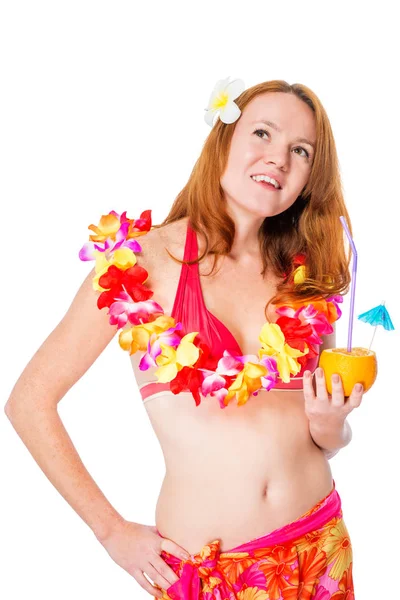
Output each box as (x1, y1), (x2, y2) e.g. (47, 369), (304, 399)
(319, 321), (336, 352)
(5, 267), (118, 412)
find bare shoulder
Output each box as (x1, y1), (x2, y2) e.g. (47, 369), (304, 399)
(134, 217), (190, 310)
(137, 216), (190, 271)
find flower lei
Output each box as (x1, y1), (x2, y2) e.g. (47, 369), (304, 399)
(79, 209), (343, 409)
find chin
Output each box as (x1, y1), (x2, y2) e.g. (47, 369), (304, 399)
(241, 201), (281, 219)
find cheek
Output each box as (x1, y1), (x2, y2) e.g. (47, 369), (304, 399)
(297, 170), (312, 194)
(243, 145), (260, 164)
(290, 164), (312, 190)
(228, 140), (257, 167)
(223, 153), (247, 185)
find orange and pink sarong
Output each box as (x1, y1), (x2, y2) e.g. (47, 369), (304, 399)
(154, 480), (354, 599)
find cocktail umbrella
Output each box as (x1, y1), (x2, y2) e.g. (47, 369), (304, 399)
(357, 301), (395, 351)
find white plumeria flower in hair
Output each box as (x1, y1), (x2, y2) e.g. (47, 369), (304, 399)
(204, 76), (246, 127)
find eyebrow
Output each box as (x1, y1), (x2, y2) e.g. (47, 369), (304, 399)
(251, 119), (316, 150)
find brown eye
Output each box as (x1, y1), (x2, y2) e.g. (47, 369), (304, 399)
(294, 147), (310, 159)
(253, 128), (269, 139)
(253, 129), (310, 159)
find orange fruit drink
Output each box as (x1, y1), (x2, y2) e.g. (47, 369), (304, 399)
(319, 347), (378, 396)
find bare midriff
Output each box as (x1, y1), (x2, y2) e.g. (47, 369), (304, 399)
(144, 387), (333, 555)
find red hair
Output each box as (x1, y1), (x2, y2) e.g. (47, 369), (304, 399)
(152, 80), (352, 317)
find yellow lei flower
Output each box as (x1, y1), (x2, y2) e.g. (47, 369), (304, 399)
(258, 323), (308, 383)
(154, 332), (200, 382)
(119, 315), (176, 354)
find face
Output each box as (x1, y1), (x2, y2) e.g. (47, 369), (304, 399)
(220, 92), (316, 218)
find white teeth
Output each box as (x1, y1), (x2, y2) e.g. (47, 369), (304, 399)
(251, 175), (281, 188)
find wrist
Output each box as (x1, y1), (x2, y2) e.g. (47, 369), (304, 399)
(309, 418), (351, 453)
(93, 513), (126, 544)
(309, 416), (346, 436)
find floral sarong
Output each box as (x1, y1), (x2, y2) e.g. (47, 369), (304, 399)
(154, 480), (354, 599)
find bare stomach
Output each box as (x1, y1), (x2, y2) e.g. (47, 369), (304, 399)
(145, 389), (333, 555)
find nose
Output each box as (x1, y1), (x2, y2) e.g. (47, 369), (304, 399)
(263, 147), (288, 170)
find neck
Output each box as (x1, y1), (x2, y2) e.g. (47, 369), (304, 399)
(225, 203), (265, 263)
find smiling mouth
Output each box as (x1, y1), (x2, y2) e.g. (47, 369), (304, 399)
(250, 177), (281, 191)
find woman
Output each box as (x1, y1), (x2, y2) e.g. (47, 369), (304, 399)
(5, 79), (360, 599)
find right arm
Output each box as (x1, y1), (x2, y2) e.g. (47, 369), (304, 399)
(4, 267), (123, 541)
(5, 258), (190, 598)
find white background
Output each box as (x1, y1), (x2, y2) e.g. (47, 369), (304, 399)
(1, 1), (399, 598)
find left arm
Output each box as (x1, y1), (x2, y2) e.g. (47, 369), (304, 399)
(305, 322), (356, 459)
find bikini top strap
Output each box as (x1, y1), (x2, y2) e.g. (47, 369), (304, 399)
(170, 220), (200, 318)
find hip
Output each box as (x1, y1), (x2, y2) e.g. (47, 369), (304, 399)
(155, 480), (354, 599)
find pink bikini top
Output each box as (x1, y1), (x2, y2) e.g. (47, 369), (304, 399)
(139, 222), (319, 403)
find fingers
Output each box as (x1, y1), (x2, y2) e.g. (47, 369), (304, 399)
(130, 553), (180, 599)
(131, 567), (163, 598)
(149, 554), (180, 587)
(133, 536), (191, 598)
(329, 372), (345, 406)
(314, 368), (329, 401)
(159, 537), (191, 561)
(141, 535), (191, 595)
(321, 368), (363, 409)
(304, 368), (344, 404)
(348, 382), (364, 409)
(303, 370), (316, 402)
(145, 559), (178, 590)
(127, 532), (189, 598)
(304, 367), (364, 416)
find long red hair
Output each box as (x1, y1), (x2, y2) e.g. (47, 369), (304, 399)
(152, 79), (352, 316)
